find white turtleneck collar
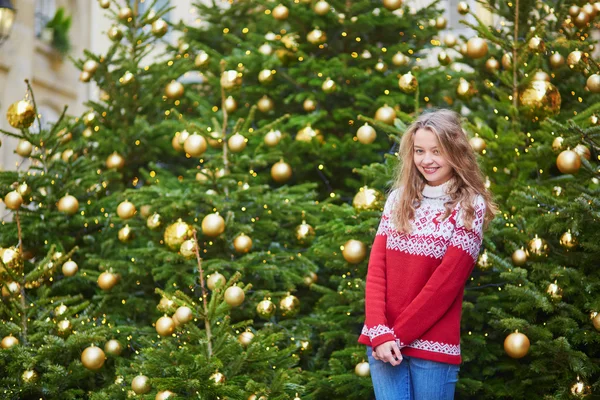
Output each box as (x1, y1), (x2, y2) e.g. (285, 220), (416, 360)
(422, 179), (452, 199)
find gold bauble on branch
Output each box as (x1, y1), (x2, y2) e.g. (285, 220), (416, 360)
(221, 70), (242, 89)
(233, 234), (253, 254)
(175, 306), (193, 325)
(57, 319), (72, 335)
(322, 77), (337, 93)
(383, 0), (402, 11)
(271, 160), (293, 183)
(511, 249), (527, 266)
(172, 130), (190, 152)
(355, 361), (370, 377)
(210, 371), (226, 384)
(118, 225), (133, 243)
(435, 16), (447, 29)
(556, 149), (581, 174)
(81, 345), (106, 371)
(296, 125), (324, 143)
(375, 60), (387, 72)
(303, 98), (317, 112)
(314, 0), (330, 15)
(202, 213), (225, 237)
(82, 127), (93, 138)
(117, 200), (136, 219)
(104, 339), (123, 356)
(438, 51), (451, 66)
(6, 100), (35, 129)
(257, 95), (274, 113)
(552, 136), (564, 151)
(353, 186), (383, 211)
(147, 213), (162, 230)
(342, 239), (367, 264)
(156, 390), (176, 400)
(118, 6), (132, 20)
(224, 286), (245, 307)
(590, 115), (599, 125)
(164, 219), (192, 250)
(504, 331), (530, 359)
(444, 33), (457, 47)
(477, 250), (492, 270)
(528, 36), (544, 52)
(272, 4), (289, 20)
(574, 11), (589, 28)
(238, 331), (254, 347)
(4, 191), (23, 210)
(567, 50), (587, 69)
(533, 70), (550, 82)
(501, 52), (512, 69)
(264, 130), (282, 147)
(2, 281), (20, 297)
(574, 144), (590, 160)
(256, 299), (276, 319)
(586, 74), (600, 93)
(307, 29), (327, 45)
(156, 316), (176, 336)
(592, 313), (600, 331)
(0, 247), (20, 270)
(57, 194), (79, 215)
(228, 133), (247, 153)
(224, 96), (237, 113)
(570, 378), (592, 397)
(179, 239), (197, 259)
(16, 140), (33, 157)
(207, 272), (226, 290)
(258, 43), (273, 56)
(1, 335), (19, 349)
(569, 5), (581, 17)
(466, 37), (488, 59)
(17, 182), (31, 199)
(559, 230), (577, 249)
(398, 72), (418, 93)
(98, 271), (119, 291)
(195, 51), (210, 68)
(392, 52), (409, 66)
(132, 375), (151, 394)
(62, 260), (79, 276)
(295, 221), (315, 245)
(184, 133), (207, 157)
(527, 235), (548, 258)
(549, 53), (565, 69)
(519, 80), (561, 120)
(22, 370), (39, 383)
(138, 204), (151, 218)
(98, 0), (110, 9)
(83, 60), (99, 74)
(106, 152), (125, 169)
(457, 1), (469, 14)
(469, 136), (486, 154)
(546, 282), (562, 300)
(55, 304), (68, 316)
(279, 294), (300, 317)
(357, 123), (376, 144)
(375, 104), (396, 125)
(108, 25), (123, 41)
(456, 78), (476, 100)
(165, 80), (184, 100)
(583, 3), (597, 18)
(152, 19), (168, 37)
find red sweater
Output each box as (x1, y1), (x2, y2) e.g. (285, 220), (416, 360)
(358, 183), (486, 365)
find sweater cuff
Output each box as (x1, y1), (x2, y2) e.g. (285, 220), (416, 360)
(371, 333), (397, 350)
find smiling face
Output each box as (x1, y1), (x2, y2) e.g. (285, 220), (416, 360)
(413, 128), (454, 186)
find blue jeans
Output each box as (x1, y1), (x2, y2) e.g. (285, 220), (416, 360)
(366, 346), (459, 400)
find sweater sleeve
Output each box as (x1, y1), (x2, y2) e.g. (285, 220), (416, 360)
(392, 195), (486, 347)
(360, 189), (399, 349)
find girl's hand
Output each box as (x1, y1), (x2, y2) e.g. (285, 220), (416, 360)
(372, 340), (403, 366)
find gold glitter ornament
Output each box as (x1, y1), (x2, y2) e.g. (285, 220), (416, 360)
(504, 331), (530, 359)
(353, 186), (383, 211)
(527, 235), (548, 258)
(280, 294), (300, 317)
(164, 219), (192, 250)
(16, 140), (33, 156)
(81, 346), (106, 371)
(559, 230), (577, 249)
(271, 160), (293, 183)
(256, 299), (276, 319)
(552, 136), (564, 151)
(546, 282), (563, 300)
(511, 249), (527, 266)
(570, 378), (592, 397)
(147, 213), (161, 230)
(22, 370), (39, 383)
(104, 339), (123, 356)
(374, 104), (396, 125)
(519, 80), (561, 120)
(295, 221), (315, 245)
(355, 361), (370, 377)
(477, 250), (492, 270)
(6, 100), (35, 129)
(132, 375), (151, 394)
(156, 316), (176, 336)
(2, 281), (20, 297)
(210, 371), (226, 384)
(62, 260), (78, 276)
(224, 286), (245, 307)
(195, 51), (210, 68)
(296, 125), (323, 143)
(342, 239), (367, 264)
(156, 391), (176, 400)
(1, 335), (19, 349)
(179, 239), (197, 259)
(221, 70), (242, 89)
(55, 304), (68, 316)
(238, 331), (254, 346)
(57, 319), (72, 335)
(118, 225), (133, 242)
(398, 72), (418, 93)
(57, 194), (79, 215)
(556, 149), (581, 174)
(357, 123), (376, 144)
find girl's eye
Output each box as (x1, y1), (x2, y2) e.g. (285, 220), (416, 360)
(433, 150), (440, 155)
(415, 149), (423, 154)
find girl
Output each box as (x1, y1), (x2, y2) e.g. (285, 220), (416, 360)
(357, 109), (497, 399)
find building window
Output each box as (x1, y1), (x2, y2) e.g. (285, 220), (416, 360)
(35, 0), (56, 38)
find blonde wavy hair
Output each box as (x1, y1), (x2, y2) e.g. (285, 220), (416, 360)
(390, 109), (498, 233)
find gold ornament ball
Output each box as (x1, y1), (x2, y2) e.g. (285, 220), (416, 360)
(271, 160), (293, 183)
(175, 306), (194, 324)
(466, 37), (488, 59)
(264, 130), (282, 147)
(567, 51), (586, 69)
(6, 100), (35, 129)
(342, 239), (367, 264)
(137, 204), (151, 218)
(533, 70), (550, 82)
(256, 299), (276, 319)
(82, 127), (93, 138)
(1, 335), (19, 349)
(559, 231), (577, 249)
(307, 29), (326, 45)
(83, 60), (99, 74)
(438, 51), (452, 66)
(16, 140), (33, 157)
(556, 150), (581, 174)
(353, 186), (383, 211)
(469, 137), (486, 154)
(375, 60), (388, 72)
(132, 375), (151, 394)
(570, 380), (592, 397)
(296, 125), (324, 143)
(484, 57), (500, 73)
(504, 332), (530, 359)
(2, 281), (20, 297)
(457, 1), (469, 14)
(398, 72), (418, 93)
(511, 249), (527, 266)
(57, 319), (72, 335)
(210, 372), (226, 384)
(592, 313), (600, 331)
(258, 43), (273, 56)
(357, 123), (376, 144)
(392, 52), (409, 66)
(383, 0), (402, 11)
(435, 16), (447, 29)
(207, 272), (226, 290)
(519, 80), (561, 120)
(477, 250), (492, 270)
(375, 104), (396, 125)
(295, 221), (315, 245)
(17, 182), (31, 199)
(98, 0), (110, 9)
(586, 74), (600, 93)
(117, 200), (136, 219)
(147, 213), (162, 230)
(104, 339), (123, 356)
(221, 70), (242, 89)
(180, 239), (197, 259)
(164, 219), (192, 250)
(4, 191), (23, 210)
(583, 3), (597, 18)
(314, 1), (330, 15)
(165, 81), (184, 100)
(57, 194), (79, 215)
(549, 53), (565, 69)
(108, 25), (123, 41)
(0, 247), (20, 270)
(546, 282), (562, 300)
(81, 346), (106, 371)
(574, 11), (589, 28)
(574, 144), (590, 161)
(228, 133), (247, 153)
(184, 133), (207, 157)
(118, 225), (133, 243)
(172, 130), (190, 152)
(238, 331), (254, 346)
(552, 136), (564, 151)
(355, 361), (370, 377)
(322, 78), (337, 93)
(527, 235), (548, 258)
(258, 69), (274, 84)
(224, 286), (245, 307)
(272, 4), (289, 20)
(195, 51), (210, 68)
(569, 5), (581, 17)
(202, 213), (225, 237)
(98, 271), (119, 291)
(257, 95), (275, 113)
(234, 234), (253, 253)
(156, 391), (176, 400)
(22, 370), (39, 383)
(55, 304), (68, 316)
(501, 53), (512, 69)
(224, 96), (237, 113)
(528, 36), (545, 52)
(280, 294), (300, 317)
(444, 33), (457, 47)
(62, 260), (79, 276)
(106, 152), (125, 169)
(590, 115), (599, 125)
(118, 7), (132, 20)
(156, 316), (176, 336)
(303, 98), (317, 112)
(152, 19), (168, 37)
